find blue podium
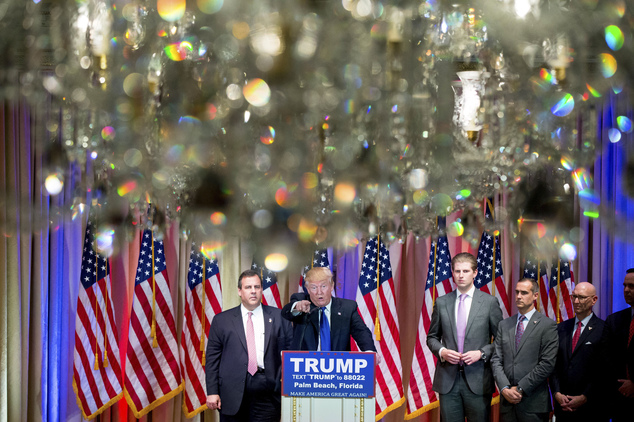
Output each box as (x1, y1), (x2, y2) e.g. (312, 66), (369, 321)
(281, 351), (376, 422)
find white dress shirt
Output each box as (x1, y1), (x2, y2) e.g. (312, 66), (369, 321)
(241, 304), (265, 369)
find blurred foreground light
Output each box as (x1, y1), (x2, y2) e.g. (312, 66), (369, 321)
(45, 174), (64, 195)
(265, 253), (288, 272)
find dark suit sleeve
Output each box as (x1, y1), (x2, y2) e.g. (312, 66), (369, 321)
(350, 305), (376, 352)
(282, 315), (293, 351)
(426, 299), (444, 358)
(549, 323), (565, 396)
(491, 319), (510, 389)
(484, 297), (504, 361)
(281, 293), (308, 322)
(517, 318), (558, 394)
(205, 315), (223, 395)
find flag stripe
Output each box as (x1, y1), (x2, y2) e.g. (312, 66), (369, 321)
(356, 237), (404, 420)
(124, 230), (182, 418)
(181, 248), (222, 417)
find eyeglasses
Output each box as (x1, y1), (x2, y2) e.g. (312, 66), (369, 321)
(570, 294), (592, 301)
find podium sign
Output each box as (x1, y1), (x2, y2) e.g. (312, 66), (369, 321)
(282, 351), (375, 398)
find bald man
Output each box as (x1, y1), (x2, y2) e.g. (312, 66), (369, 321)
(549, 282), (607, 422)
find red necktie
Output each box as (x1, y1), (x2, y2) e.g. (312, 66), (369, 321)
(571, 321), (582, 351)
(246, 312), (257, 375)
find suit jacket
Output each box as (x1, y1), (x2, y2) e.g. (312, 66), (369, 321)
(603, 307), (634, 419)
(426, 288), (503, 395)
(205, 304), (292, 416)
(549, 314), (606, 420)
(491, 311), (558, 415)
(281, 294), (376, 352)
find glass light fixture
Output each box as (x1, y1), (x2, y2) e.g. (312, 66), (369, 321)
(453, 70), (486, 142)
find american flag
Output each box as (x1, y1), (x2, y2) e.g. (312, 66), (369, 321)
(251, 260), (282, 308)
(298, 248), (330, 294)
(522, 254), (550, 316)
(180, 243), (222, 417)
(548, 259), (575, 323)
(124, 230), (183, 417)
(405, 227), (456, 419)
(356, 236), (404, 420)
(474, 202), (511, 318)
(73, 216), (123, 420)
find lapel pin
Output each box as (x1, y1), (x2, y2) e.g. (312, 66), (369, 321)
(338, 312), (341, 315)
(533, 321), (537, 324)
(269, 318), (272, 323)
(588, 326), (592, 330)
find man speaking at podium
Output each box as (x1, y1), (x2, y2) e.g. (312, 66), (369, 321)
(281, 267), (376, 353)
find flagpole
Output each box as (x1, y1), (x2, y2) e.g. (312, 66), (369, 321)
(200, 255), (206, 366)
(491, 235), (496, 296)
(103, 258), (110, 367)
(151, 232), (158, 347)
(486, 198), (496, 297)
(432, 218), (438, 305)
(555, 259), (561, 324)
(94, 233), (100, 370)
(536, 260), (541, 312)
(374, 235), (381, 341)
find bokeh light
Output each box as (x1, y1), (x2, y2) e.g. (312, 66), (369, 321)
(45, 174), (64, 195)
(96, 226), (115, 257)
(334, 183), (357, 205)
(265, 253), (288, 272)
(260, 126), (275, 144)
(599, 53), (617, 78)
(210, 212), (227, 226)
(447, 221), (464, 237)
(197, 0), (223, 14)
(243, 78), (271, 107)
(157, 0), (186, 22)
(551, 93), (574, 117)
(608, 128), (621, 143)
(431, 193), (453, 216)
(201, 241), (226, 259)
(617, 116), (632, 133)
(559, 243), (577, 261)
(605, 25), (624, 51)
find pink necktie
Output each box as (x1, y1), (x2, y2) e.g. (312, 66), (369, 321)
(571, 321), (582, 351)
(457, 294), (467, 353)
(246, 312), (257, 375)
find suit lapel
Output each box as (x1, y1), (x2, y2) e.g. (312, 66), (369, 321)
(516, 312), (540, 354)
(572, 314), (596, 356)
(233, 307), (248, 352)
(330, 298), (341, 349)
(446, 291), (458, 346)
(465, 290), (484, 337)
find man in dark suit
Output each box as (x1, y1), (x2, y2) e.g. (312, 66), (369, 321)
(426, 252), (503, 422)
(603, 268), (634, 421)
(549, 282), (606, 422)
(491, 278), (558, 422)
(281, 267), (376, 352)
(205, 269), (292, 422)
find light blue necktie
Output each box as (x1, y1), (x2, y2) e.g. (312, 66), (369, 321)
(320, 307), (331, 351)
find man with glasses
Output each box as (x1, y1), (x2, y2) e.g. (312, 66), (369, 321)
(549, 282), (606, 422)
(281, 267), (376, 352)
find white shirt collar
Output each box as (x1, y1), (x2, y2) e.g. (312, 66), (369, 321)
(519, 307), (537, 321)
(575, 312), (593, 326)
(241, 303), (263, 317)
(457, 285), (476, 298)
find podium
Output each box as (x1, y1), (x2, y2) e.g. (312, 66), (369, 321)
(281, 351), (375, 422)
